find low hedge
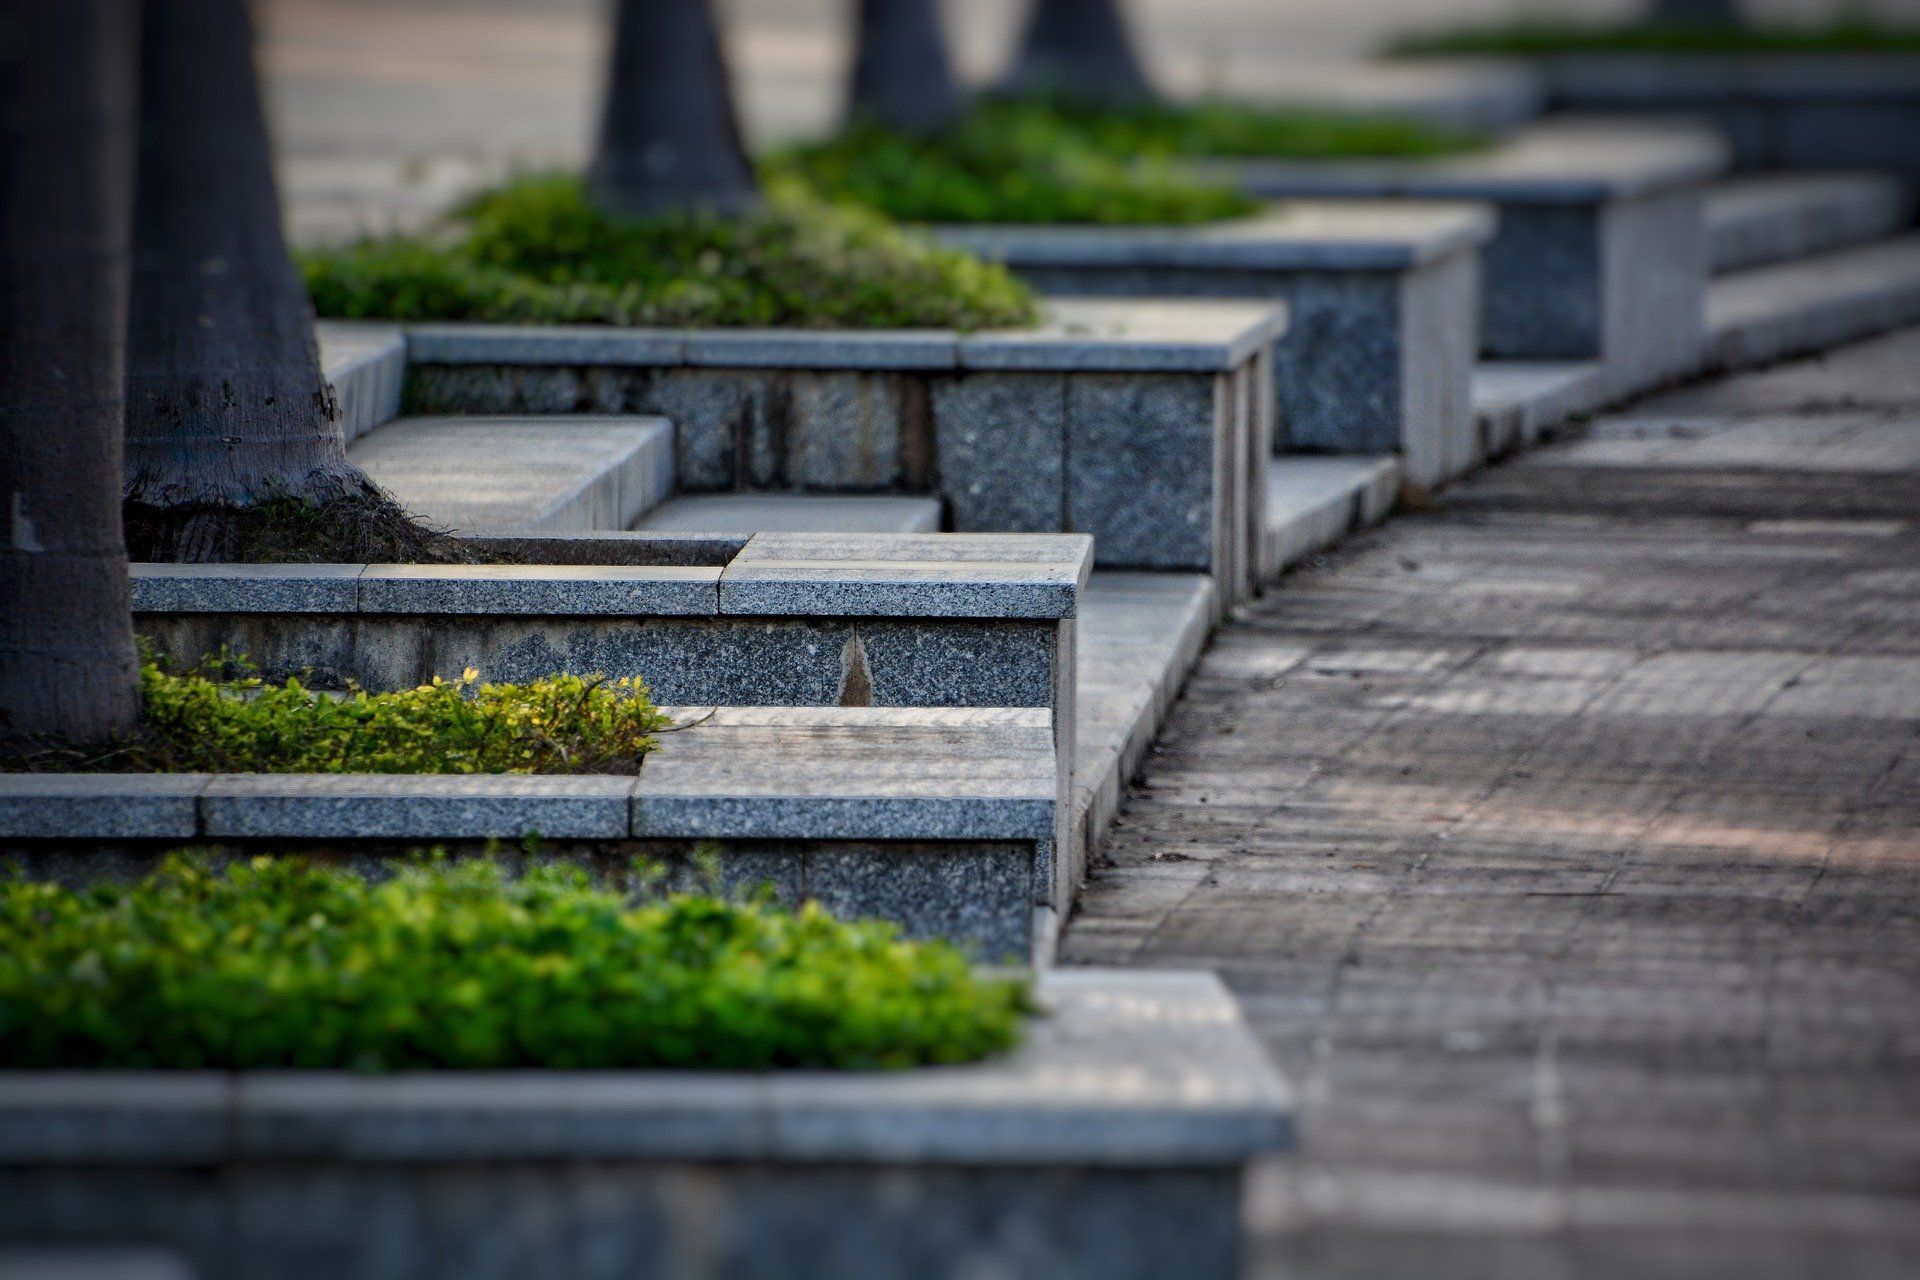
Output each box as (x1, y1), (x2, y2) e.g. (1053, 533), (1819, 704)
(1029, 98), (1484, 162)
(1394, 19), (1920, 57)
(0, 854), (1032, 1070)
(771, 104), (1257, 226)
(301, 177), (1037, 330)
(5, 657), (668, 775)
(775, 98), (1478, 226)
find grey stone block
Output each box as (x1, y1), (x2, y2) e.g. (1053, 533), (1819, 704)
(720, 532), (1090, 620)
(318, 321), (407, 443)
(930, 371), (1068, 534)
(682, 328), (958, 370)
(348, 415), (676, 535)
(806, 842), (1032, 960)
(959, 297), (1286, 371)
(129, 564), (363, 614)
(1227, 117), (1727, 203)
(200, 774), (636, 840)
(405, 323), (687, 366)
(636, 493), (943, 535)
(0, 774), (210, 840)
(463, 531), (745, 567)
(1065, 373), (1219, 571)
(938, 200), (1493, 272)
(785, 371), (906, 489)
(634, 706), (1057, 843)
(356, 564), (720, 616)
(1708, 173), (1917, 275)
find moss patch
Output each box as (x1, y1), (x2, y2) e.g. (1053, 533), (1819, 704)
(4, 657), (669, 776)
(1393, 19), (1920, 56)
(301, 177), (1037, 330)
(776, 98), (1480, 226)
(770, 103), (1259, 225)
(0, 853), (1032, 1070)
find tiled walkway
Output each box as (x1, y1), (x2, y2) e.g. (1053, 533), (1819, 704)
(1062, 327), (1920, 1279)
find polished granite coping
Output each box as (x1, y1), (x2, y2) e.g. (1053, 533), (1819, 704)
(127, 531), (1093, 621)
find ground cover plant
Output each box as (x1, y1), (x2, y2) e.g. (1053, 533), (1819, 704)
(301, 176), (1036, 330)
(775, 98), (1478, 226)
(1393, 18), (1920, 56)
(1031, 98), (1485, 162)
(770, 103), (1258, 225)
(2, 656), (668, 775)
(0, 853), (1032, 1070)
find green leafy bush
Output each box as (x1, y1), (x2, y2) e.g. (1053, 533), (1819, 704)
(1393, 18), (1920, 56)
(6, 658), (668, 775)
(0, 854), (1032, 1070)
(1028, 98), (1485, 161)
(301, 177), (1037, 330)
(770, 105), (1259, 226)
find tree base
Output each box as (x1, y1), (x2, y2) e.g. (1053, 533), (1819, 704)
(124, 486), (483, 565)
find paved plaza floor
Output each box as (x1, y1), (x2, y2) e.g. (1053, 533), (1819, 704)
(1062, 327), (1920, 1278)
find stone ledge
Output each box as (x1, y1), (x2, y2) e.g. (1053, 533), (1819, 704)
(126, 532), (1092, 623)
(1539, 52), (1920, 103)
(0, 708), (1057, 847)
(935, 201), (1495, 272)
(719, 532), (1091, 620)
(0, 970), (1290, 1168)
(634, 706), (1057, 842)
(1226, 118), (1728, 203)
(398, 297), (1286, 375)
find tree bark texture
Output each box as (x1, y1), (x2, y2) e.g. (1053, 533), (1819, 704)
(0, 0), (143, 741)
(848, 0), (965, 135)
(589, 0), (759, 218)
(121, 0), (374, 559)
(999, 0), (1155, 109)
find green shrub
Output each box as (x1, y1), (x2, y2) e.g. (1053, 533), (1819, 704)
(1028, 98), (1485, 161)
(301, 177), (1037, 330)
(0, 853), (1032, 1070)
(770, 106), (1259, 226)
(1392, 18), (1920, 56)
(6, 658), (669, 775)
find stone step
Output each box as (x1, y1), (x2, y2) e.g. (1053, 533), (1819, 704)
(635, 492), (942, 535)
(1072, 572), (1218, 902)
(1707, 232), (1920, 372)
(1473, 360), (1608, 455)
(1708, 173), (1915, 275)
(316, 321), (405, 443)
(349, 415), (676, 535)
(1264, 455), (1401, 577)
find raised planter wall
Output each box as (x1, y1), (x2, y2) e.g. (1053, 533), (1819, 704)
(0, 706), (1061, 960)
(936, 201), (1494, 492)
(1538, 54), (1920, 177)
(394, 298), (1285, 603)
(1223, 119), (1727, 398)
(0, 971), (1292, 1280)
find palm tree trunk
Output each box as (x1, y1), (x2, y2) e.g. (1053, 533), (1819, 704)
(0, 0), (143, 742)
(589, 0), (759, 219)
(121, 0), (419, 563)
(999, 0), (1155, 109)
(848, 0), (966, 135)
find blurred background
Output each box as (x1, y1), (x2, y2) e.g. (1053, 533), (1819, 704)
(264, 0), (1902, 241)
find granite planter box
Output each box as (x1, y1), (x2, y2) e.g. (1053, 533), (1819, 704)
(395, 297), (1286, 604)
(0, 970), (1291, 1280)
(0, 705), (1062, 962)
(1220, 119), (1728, 398)
(130, 531), (1091, 913)
(1528, 53), (1920, 177)
(936, 201), (1495, 491)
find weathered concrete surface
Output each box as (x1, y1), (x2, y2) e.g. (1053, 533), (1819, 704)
(1064, 326), (1920, 1278)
